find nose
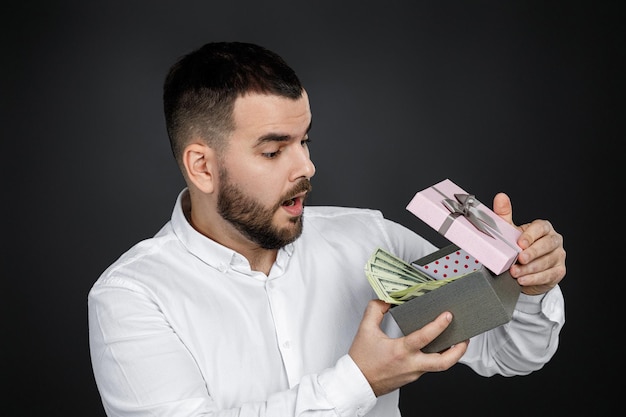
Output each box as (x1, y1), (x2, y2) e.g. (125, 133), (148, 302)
(291, 146), (316, 181)
(302, 158), (316, 180)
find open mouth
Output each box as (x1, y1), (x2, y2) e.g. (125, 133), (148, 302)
(281, 194), (304, 216)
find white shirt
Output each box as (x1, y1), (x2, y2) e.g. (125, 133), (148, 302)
(88, 189), (565, 417)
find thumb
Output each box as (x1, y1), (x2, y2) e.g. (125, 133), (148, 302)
(492, 192), (514, 226)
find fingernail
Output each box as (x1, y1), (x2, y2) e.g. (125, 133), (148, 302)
(520, 252), (529, 263)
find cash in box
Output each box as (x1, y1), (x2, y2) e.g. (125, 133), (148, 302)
(389, 244), (520, 353)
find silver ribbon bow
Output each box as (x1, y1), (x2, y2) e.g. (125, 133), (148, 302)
(440, 193), (501, 238)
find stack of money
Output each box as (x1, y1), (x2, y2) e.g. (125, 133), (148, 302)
(364, 248), (462, 305)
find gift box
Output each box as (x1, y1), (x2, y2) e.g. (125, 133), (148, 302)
(406, 178), (522, 275)
(389, 244), (521, 353)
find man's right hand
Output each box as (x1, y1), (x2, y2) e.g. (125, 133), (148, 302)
(348, 299), (468, 397)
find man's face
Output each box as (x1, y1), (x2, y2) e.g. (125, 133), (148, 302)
(215, 91), (315, 249)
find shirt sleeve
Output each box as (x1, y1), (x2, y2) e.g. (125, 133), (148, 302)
(88, 281), (378, 417)
(459, 285), (565, 376)
(378, 217), (438, 262)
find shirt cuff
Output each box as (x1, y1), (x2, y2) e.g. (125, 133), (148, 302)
(318, 354), (377, 417)
(515, 285), (563, 319)
(515, 292), (546, 314)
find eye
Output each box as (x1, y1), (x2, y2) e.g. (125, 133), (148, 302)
(262, 149), (281, 159)
(301, 137), (311, 147)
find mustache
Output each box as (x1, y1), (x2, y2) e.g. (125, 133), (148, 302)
(283, 179), (313, 201)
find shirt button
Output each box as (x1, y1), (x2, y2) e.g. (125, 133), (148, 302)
(282, 341), (291, 349)
(218, 263), (228, 272)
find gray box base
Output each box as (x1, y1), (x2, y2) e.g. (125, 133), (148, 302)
(389, 244), (521, 353)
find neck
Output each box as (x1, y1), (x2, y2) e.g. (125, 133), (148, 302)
(242, 247), (278, 275)
(184, 188), (280, 275)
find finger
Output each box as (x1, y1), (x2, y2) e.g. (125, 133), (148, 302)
(414, 339), (469, 373)
(516, 219), (555, 253)
(492, 192), (514, 226)
(512, 234), (566, 288)
(404, 311), (453, 352)
(515, 258), (565, 294)
(361, 299), (391, 329)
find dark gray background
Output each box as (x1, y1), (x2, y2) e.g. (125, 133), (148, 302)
(3, 1), (617, 415)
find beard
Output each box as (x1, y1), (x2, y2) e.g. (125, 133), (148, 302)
(216, 167), (312, 250)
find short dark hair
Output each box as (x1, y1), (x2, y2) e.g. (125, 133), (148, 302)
(163, 41), (304, 169)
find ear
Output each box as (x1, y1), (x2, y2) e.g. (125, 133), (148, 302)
(182, 142), (217, 194)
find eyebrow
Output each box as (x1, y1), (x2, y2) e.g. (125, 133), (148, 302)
(254, 120), (312, 146)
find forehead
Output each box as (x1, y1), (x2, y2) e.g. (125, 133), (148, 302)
(231, 91), (311, 137)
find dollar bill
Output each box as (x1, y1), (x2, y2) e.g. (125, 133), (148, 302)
(364, 248), (462, 304)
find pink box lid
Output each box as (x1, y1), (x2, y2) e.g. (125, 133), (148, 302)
(406, 179), (521, 275)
